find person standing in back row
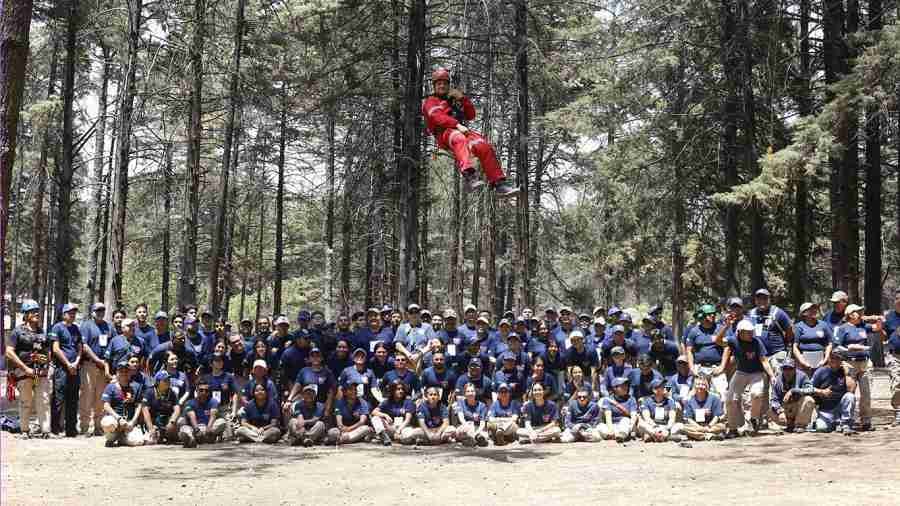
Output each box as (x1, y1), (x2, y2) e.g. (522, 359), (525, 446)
(5, 300), (52, 437)
(423, 67), (519, 197)
(50, 303), (83, 437)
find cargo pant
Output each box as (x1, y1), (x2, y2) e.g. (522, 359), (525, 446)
(325, 425), (373, 444)
(100, 415), (145, 446)
(454, 422), (487, 446)
(486, 418), (518, 445)
(178, 418), (227, 444)
(516, 423), (562, 443)
(288, 419), (326, 443)
(235, 425), (282, 443)
(562, 423), (605, 443)
(371, 416), (418, 444)
(51, 365), (80, 436)
(636, 420), (684, 442)
(726, 371), (765, 430)
(16, 371), (52, 434)
(843, 359), (872, 423)
(596, 418), (634, 441)
(682, 420), (727, 441)
(770, 395), (816, 428)
(887, 353), (900, 411)
(79, 364), (108, 434)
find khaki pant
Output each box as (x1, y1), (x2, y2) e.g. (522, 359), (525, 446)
(325, 425), (373, 444)
(516, 423), (561, 443)
(726, 371), (765, 430)
(178, 418), (227, 444)
(561, 424), (604, 443)
(79, 364), (107, 434)
(16, 372), (52, 434)
(844, 359), (872, 422)
(769, 395), (816, 428)
(100, 415), (145, 446)
(682, 420), (727, 441)
(636, 420), (684, 442)
(371, 416), (418, 444)
(408, 425), (452, 445)
(454, 422), (486, 446)
(887, 353), (900, 410)
(235, 425), (282, 443)
(288, 419), (326, 443)
(596, 418), (634, 441)
(486, 418), (518, 445)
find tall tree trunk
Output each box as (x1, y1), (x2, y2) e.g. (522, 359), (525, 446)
(85, 40), (111, 307)
(864, 0), (883, 312)
(419, 149), (430, 308)
(791, 0), (812, 310)
(161, 140), (173, 311)
(397, 0), (426, 308)
(670, 48), (687, 340)
(254, 197), (266, 323)
(739, 0), (764, 290)
(105, 0), (141, 310)
(273, 87), (287, 316)
(325, 103), (336, 315)
(824, 0), (849, 293)
(719, 0), (739, 296)
(448, 168), (462, 308)
(1, 0), (34, 350)
(209, 0), (245, 318)
(340, 162), (354, 315)
(514, 0), (531, 309)
(54, 0), (80, 315)
(31, 37), (59, 302)
(389, 0), (402, 304)
(845, 0), (860, 301)
(472, 194), (483, 307)
(178, 0), (206, 308)
(222, 107), (242, 319)
(99, 82), (117, 306)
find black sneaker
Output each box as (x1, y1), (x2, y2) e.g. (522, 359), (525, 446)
(462, 169), (485, 192)
(493, 180), (520, 198)
(843, 425), (857, 436)
(104, 439), (117, 448)
(302, 438), (314, 448)
(724, 429), (740, 439)
(749, 419), (760, 433)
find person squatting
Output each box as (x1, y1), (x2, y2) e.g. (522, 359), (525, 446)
(7, 287), (900, 449)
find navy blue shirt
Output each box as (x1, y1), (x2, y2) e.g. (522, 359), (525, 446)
(811, 366), (848, 411)
(833, 322), (874, 361)
(143, 386), (180, 426)
(184, 396), (219, 425)
(102, 380), (143, 418)
(686, 323), (723, 365)
(455, 398), (488, 423)
(523, 400), (558, 426)
(748, 305), (792, 356)
(334, 398), (370, 426)
(79, 319), (112, 358)
(565, 399), (601, 428)
(204, 372), (238, 406)
(793, 320), (833, 352)
(420, 366), (458, 403)
(376, 398), (415, 419)
(727, 335), (768, 373)
(242, 399), (281, 428)
(382, 369), (421, 398)
(417, 402), (449, 428)
(48, 321), (82, 364)
(601, 395), (637, 423)
(489, 398), (521, 418)
(295, 366), (337, 403)
(684, 393), (724, 424)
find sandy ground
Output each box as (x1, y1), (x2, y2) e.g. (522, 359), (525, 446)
(4, 373), (900, 506)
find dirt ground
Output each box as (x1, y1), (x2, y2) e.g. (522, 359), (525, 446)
(4, 372), (900, 506)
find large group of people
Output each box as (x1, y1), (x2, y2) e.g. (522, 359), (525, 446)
(6, 287), (900, 450)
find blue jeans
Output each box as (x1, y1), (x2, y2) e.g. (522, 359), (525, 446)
(814, 393), (855, 432)
(51, 365), (81, 436)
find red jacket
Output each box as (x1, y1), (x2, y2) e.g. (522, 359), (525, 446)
(422, 94), (475, 137)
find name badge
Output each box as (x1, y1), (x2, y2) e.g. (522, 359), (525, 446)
(370, 341), (380, 352)
(694, 408), (707, 423)
(679, 385), (689, 399)
(172, 386), (180, 396)
(654, 407), (666, 422)
(310, 384), (319, 395)
(858, 330), (867, 339)
(393, 416), (404, 427)
(362, 376), (369, 384)
(99, 334), (108, 347)
(356, 384), (365, 398)
(446, 344), (456, 356)
(34, 342), (43, 350)
(816, 330), (824, 338)
(565, 337), (572, 349)
(436, 387), (443, 398)
(754, 324), (763, 337)
(212, 391), (221, 403)
(318, 376), (325, 384)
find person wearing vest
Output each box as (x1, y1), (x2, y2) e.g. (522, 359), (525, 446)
(422, 67), (519, 197)
(748, 288), (793, 428)
(5, 300), (52, 437)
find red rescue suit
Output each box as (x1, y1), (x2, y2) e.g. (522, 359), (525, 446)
(422, 94), (505, 185)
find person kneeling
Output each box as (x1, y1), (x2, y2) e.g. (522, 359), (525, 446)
(517, 383), (561, 443)
(487, 383), (520, 445)
(236, 383), (282, 444)
(100, 361), (145, 447)
(179, 378), (227, 448)
(288, 384), (327, 447)
(412, 386), (452, 445)
(142, 370), (181, 444)
(454, 383), (489, 446)
(811, 349), (857, 435)
(561, 387), (602, 443)
(598, 377), (639, 443)
(326, 381), (374, 445)
(637, 378), (683, 442)
(681, 376), (726, 441)
(769, 359), (816, 433)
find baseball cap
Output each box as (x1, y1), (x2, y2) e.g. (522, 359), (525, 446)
(830, 290), (849, 303)
(607, 306), (621, 317)
(476, 316), (490, 325)
(642, 313), (658, 323)
(559, 306), (573, 314)
(648, 305), (663, 316)
(468, 358), (483, 368)
(443, 309), (458, 319)
(502, 310), (515, 320)
(727, 297), (744, 308)
(578, 313), (591, 322)
(309, 346), (322, 354)
(352, 347), (367, 357)
(498, 318), (512, 328)
(610, 346), (626, 356)
(594, 317), (606, 325)
(612, 324), (625, 334)
(62, 303), (79, 313)
(618, 312), (632, 323)
(611, 376), (630, 387)
(846, 304), (864, 314)
(154, 370), (171, 383)
(499, 351), (516, 362)
(302, 384), (317, 393)
(407, 303), (421, 312)
(570, 330), (584, 340)
(420, 308), (432, 318)
(507, 332), (521, 342)
(121, 318), (136, 328)
(592, 306), (605, 316)
(754, 288), (771, 297)
(515, 318), (527, 326)
(699, 304), (716, 316)
(274, 315), (290, 326)
(736, 320), (755, 332)
(650, 378), (666, 389)
(115, 360), (130, 371)
(464, 304), (478, 313)
(544, 306), (557, 315)
(252, 359), (268, 370)
(297, 310), (311, 321)
(154, 311), (169, 320)
(381, 304), (394, 314)
(366, 307), (380, 316)
(183, 317), (197, 326)
(91, 302), (106, 312)
(497, 383), (511, 392)
(798, 302), (818, 314)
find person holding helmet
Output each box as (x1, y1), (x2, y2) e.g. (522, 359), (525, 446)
(716, 319), (776, 437)
(833, 303), (883, 431)
(100, 361), (145, 447)
(422, 67), (519, 197)
(5, 299), (52, 437)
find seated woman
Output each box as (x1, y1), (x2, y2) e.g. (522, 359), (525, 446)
(598, 377), (638, 442)
(326, 380), (374, 445)
(487, 383), (521, 445)
(287, 384), (326, 447)
(141, 370), (181, 444)
(681, 376), (727, 441)
(204, 353), (239, 438)
(371, 380), (417, 446)
(517, 383), (561, 443)
(411, 386), (452, 445)
(454, 383), (489, 447)
(179, 377), (227, 447)
(563, 365), (594, 405)
(561, 386), (602, 443)
(161, 351), (191, 406)
(236, 383), (282, 444)
(100, 361), (145, 447)
(637, 378), (683, 442)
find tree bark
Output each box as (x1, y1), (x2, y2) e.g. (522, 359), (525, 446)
(222, 107), (242, 319)
(85, 40), (111, 307)
(845, 0), (860, 301)
(514, 0), (531, 309)
(863, 0), (883, 312)
(670, 47), (687, 340)
(208, 0), (245, 318)
(273, 86), (287, 316)
(719, 0), (739, 296)
(178, 0), (206, 309)
(104, 0), (141, 310)
(739, 0), (764, 291)
(790, 0), (812, 310)
(255, 196), (266, 323)
(448, 167), (462, 308)
(161, 140), (173, 311)
(824, 0), (849, 293)
(31, 36), (58, 303)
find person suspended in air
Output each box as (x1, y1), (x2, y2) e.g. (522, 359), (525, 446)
(422, 67), (520, 197)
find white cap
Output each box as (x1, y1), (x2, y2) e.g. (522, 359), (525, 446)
(846, 304), (864, 315)
(736, 320), (755, 333)
(830, 291), (849, 303)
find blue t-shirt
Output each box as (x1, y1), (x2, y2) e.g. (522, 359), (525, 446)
(489, 399), (521, 418)
(524, 373), (557, 399)
(629, 368), (664, 399)
(686, 323), (723, 365)
(291, 400), (325, 421)
(242, 399), (281, 428)
(564, 346), (599, 374)
(666, 373), (695, 404)
(522, 400), (558, 426)
(455, 373), (493, 401)
(793, 320), (833, 352)
(420, 366), (457, 403)
(493, 368), (526, 400)
(600, 395), (638, 423)
(279, 345), (310, 389)
(382, 369), (421, 397)
(48, 322), (82, 364)
(134, 324), (157, 352)
(748, 305), (792, 355)
(727, 335), (768, 373)
(242, 377), (280, 404)
(204, 372), (237, 406)
(641, 396), (678, 423)
(883, 310), (900, 347)
(811, 366), (848, 411)
(185, 396), (220, 425)
(338, 365), (378, 401)
(456, 398), (488, 423)
(376, 398), (415, 419)
(417, 402), (449, 428)
(101, 380), (142, 418)
(833, 323), (873, 361)
(334, 398), (370, 425)
(80, 319), (113, 358)
(565, 399), (601, 428)
(683, 393), (724, 424)
(601, 364), (634, 397)
(142, 386), (180, 426)
(295, 366), (337, 403)
(106, 334), (147, 368)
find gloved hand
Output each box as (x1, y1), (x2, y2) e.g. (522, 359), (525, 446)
(448, 88), (464, 100)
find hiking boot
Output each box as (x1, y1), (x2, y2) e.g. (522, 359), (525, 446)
(380, 432), (392, 447)
(475, 434), (488, 447)
(302, 438), (314, 448)
(857, 421), (874, 432)
(842, 424), (857, 436)
(104, 439), (117, 448)
(462, 169), (485, 192)
(493, 179), (520, 198)
(724, 429), (740, 439)
(182, 432), (197, 449)
(749, 419), (760, 433)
